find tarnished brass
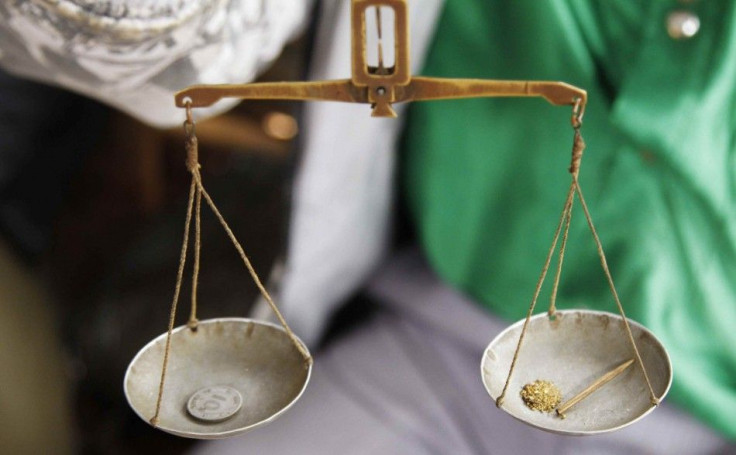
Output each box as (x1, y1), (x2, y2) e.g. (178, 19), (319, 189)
(175, 78), (587, 118)
(175, 0), (587, 118)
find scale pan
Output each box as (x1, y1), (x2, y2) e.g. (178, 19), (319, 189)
(481, 310), (671, 435)
(124, 318), (311, 439)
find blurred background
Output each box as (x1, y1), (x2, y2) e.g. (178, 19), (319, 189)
(0, 35), (308, 455)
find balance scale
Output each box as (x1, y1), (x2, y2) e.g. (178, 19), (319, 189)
(124, 0), (672, 439)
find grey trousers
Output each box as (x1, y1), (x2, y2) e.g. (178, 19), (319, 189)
(192, 249), (732, 454)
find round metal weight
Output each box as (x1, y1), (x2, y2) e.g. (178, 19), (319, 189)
(481, 310), (672, 435)
(186, 385), (243, 422)
(124, 318), (311, 439)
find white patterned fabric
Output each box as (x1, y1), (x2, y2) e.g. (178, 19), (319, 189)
(0, 0), (310, 127)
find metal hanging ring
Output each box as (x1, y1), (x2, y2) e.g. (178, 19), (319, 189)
(183, 98), (196, 136)
(571, 97), (585, 128)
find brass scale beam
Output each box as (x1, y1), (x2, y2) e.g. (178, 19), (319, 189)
(175, 0), (586, 120)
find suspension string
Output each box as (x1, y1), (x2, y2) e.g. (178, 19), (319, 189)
(548, 126), (584, 316)
(182, 100), (309, 360)
(572, 176), (659, 405)
(184, 101), (202, 331)
(180, 102), (308, 363)
(496, 102), (585, 406)
(192, 173), (312, 364)
(188, 180), (202, 330)
(150, 174), (197, 427)
(548, 189), (573, 317)
(569, 101), (657, 404)
(568, 126), (584, 179)
(150, 103), (311, 425)
(496, 182), (574, 406)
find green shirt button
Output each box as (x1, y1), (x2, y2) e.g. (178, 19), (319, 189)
(667, 10), (700, 39)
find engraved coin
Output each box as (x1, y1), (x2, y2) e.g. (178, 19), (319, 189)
(187, 386), (243, 422)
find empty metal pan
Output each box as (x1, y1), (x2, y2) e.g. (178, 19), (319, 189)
(124, 318), (311, 439)
(481, 310), (672, 435)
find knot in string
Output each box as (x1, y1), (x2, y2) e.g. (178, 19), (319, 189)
(187, 318), (199, 331)
(185, 134), (200, 173)
(568, 98), (585, 178)
(183, 99), (200, 174)
(568, 127), (585, 178)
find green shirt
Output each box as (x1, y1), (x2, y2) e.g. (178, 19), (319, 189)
(403, 0), (736, 438)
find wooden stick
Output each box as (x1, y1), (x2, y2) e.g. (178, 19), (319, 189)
(556, 358), (634, 419)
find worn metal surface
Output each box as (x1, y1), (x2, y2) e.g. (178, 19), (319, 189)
(175, 78), (587, 116)
(481, 310), (672, 435)
(124, 318), (311, 439)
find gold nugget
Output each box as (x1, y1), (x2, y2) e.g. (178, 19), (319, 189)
(520, 380), (562, 412)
